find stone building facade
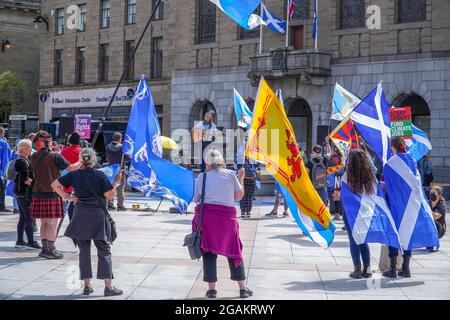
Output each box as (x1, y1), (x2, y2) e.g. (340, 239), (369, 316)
(0, 0), (41, 120)
(38, 0), (450, 181)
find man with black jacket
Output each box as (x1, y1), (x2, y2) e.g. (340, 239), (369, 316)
(106, 132), (129, 211)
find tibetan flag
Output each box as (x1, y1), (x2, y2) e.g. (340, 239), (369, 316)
(327, 118), (360, 174)
(246, 78), (332, 228)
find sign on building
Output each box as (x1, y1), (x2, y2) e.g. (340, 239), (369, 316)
(389, 106), (412, 139)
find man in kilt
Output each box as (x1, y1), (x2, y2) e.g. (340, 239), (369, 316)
(30, 131), (82, 259)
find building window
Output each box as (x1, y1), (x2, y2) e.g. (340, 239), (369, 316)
(127, 0), (137, 25)
(125, 40), (135, 80)
(75, 47), (86, 84)
(55, 8), (64, 35)
(239, 26), (260, 40)
(340, 0), (365, 29)
(398, 0), (426, 23)
(151, 37), (163, 78)
(291, 0), (310, 20)
(155, 105), (163, 132)
(79, 4), (87, 32)
(99, 44), (111, 82)
(54, 50), (63, 85)
(197, 0), (216, 44)
(152, 0), (164, 20)
(100, 0), (111, 28)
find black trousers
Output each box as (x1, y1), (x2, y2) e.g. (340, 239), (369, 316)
(67, 202), (74, 221)
(0, 178), (6, 210)
(202, 252), (246, 283)
(388, 246), (412, 258)
(240, 179), (256, 214)
(76, 240), (114, 280)
(16, 197), (34, 243)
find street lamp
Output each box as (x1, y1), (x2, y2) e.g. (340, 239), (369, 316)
(1, 40), (12, 53)
(33, 15), (49, 32)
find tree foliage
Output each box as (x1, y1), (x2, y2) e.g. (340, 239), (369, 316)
(0, 71), (27, 122)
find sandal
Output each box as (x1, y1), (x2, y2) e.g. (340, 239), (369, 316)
(240, 287), (253, 298)
(205, 289), (217, 299)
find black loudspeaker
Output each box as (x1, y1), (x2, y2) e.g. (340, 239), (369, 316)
(316, 125), (330, 146)
(59, 117), (75, 138)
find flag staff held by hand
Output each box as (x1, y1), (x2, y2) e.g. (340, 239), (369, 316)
(91, 0), (163, 146)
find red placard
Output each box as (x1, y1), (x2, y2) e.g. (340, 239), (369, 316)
(389, 106), (412, 122)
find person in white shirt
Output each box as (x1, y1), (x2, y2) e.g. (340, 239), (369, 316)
(192, 111), (218, 172)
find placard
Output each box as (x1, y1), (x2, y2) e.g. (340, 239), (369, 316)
(74, 114), (91, 139)
(389, 106), (412, 138)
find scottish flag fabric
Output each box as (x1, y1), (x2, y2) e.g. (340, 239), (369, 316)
(261, 4), (286, 33)
(340, 174), (402, 250)
(98, 164), (121, 185)
(278, 183), (335, 248)
(351, 83), (392, 165)
(123, 75), (194, 213)
(383, 152), (439, 250)
(312, 0), (318, 40)
(233, 89), (253, 129)
(209, 0), (263, 29)
(406, 124), (432, 162)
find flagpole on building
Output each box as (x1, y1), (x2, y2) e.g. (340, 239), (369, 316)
(259, 2), (263, 54)
(91, 0), (163, 146)
(285, 0), (290, 47)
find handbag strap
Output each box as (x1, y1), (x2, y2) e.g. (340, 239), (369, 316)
(196, 172), (207, 231)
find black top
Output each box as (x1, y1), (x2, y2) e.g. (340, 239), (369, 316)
(306, 157), (328, 180)
(14, 156), (33, 197)
(58, 168), (113, 207)
(432, 199), (446, 228)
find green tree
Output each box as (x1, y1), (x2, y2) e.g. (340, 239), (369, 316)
(0, 71), (27, 122)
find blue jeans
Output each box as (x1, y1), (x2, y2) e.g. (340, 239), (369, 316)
(343, 212), (371, 266)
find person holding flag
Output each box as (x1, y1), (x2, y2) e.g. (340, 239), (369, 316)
(192, 111), (218, 172)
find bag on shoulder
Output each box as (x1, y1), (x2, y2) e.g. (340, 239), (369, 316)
(5, 158), (17, 181)
(311, 158), (327, 189)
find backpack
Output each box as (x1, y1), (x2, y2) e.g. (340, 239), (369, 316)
(311, 158), (327, 189)
(5, 158), (17, 181)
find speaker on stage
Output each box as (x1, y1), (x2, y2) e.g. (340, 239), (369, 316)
(59, 116), (75, 139)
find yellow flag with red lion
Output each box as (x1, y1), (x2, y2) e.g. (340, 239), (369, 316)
(245, 78), (332, 228)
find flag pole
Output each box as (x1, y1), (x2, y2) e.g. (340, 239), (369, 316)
(259, 2), (263, 54)
(285, 0), (290, 47)
(314, 0), (318, 50)
(91, 0), (163, 146)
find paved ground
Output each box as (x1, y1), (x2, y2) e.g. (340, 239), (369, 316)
(0, 196), (449, 300)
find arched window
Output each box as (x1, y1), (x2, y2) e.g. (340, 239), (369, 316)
(393, 93), (431, 135)
(340, 0), (365, 29)
(197, 0), (216, 44)
(398, 0), (426, 23)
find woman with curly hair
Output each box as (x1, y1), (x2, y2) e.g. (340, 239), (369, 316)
(342, 149), (377, 279)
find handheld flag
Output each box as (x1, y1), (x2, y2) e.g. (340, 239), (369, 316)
(98, 164), (121, 185)
(246, 78), (332, 228)
(328, 118), (360, 174)
(406, 124), (432, 162)
(261, 4), (286, 33)
(351, 83), (392, 165)
(123, 75), (194, 213)
(233, 89), (253, 129)
(340, 174), (402, 250)
(331, 83), (361, 121)
(209, 0), (263, 29)
(383, 152), (439, 250)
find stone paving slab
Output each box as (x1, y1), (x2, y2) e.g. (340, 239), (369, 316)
(0, 196), (449, 300)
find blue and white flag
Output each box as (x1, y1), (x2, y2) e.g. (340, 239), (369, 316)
(341, 175), (402, 250)
(312, 0), (318, 40)
(209, 0), (263, 29)
(383, 152), (439, 250)
(98, 164), (121, 185)
(351, 82), (392, 165)
(406, 124), (432, 162)
(261, 4), (285, 33)
(123, 75), (194, 213)
(233, 89), (253, 129)
(278, 183), (335, 248)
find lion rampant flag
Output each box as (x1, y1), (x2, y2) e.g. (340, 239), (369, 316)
(246, 78), (332, 228)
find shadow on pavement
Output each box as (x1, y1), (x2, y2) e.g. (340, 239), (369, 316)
(161, 219), (192, 225)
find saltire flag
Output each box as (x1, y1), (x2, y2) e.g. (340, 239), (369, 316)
(350, 82), (392, 165)
(288, 0), (295, 19)
(383, 152), (439, 250)
(406, 124), (432, 162)
(261, 4), (286, 33)
(123, 75), (194, 213)
(233, 89), (253, 129)
(340, 174), (402, 250)
(98, 164), (121, 185)
(246, 78), (332, 228)
(312, 0), (318, 40)
(328, 118), (360, 174)
(331, 83), (361, 121)
(209, 0), (263, 29)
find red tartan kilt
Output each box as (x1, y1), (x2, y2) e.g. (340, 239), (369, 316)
(31, 197), (64, 219)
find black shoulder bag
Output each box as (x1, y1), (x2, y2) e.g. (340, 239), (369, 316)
(80, 171), (117, 244)
(183, 172), (207, 260)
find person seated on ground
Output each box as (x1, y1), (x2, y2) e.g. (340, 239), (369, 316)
(427, 186), (446, 252)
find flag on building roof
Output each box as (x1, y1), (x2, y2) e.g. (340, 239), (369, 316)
(312, 0), (318, 40)
(331, 83), (361, 121)
(288, 0), (295, 19)
(261, 4), (286, 33)
(209, 0), (263, 29)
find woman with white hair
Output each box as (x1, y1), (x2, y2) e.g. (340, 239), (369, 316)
(51, 148), (123, 297)
(14, 139), (40, 249)
(192, 149), (253, 299)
